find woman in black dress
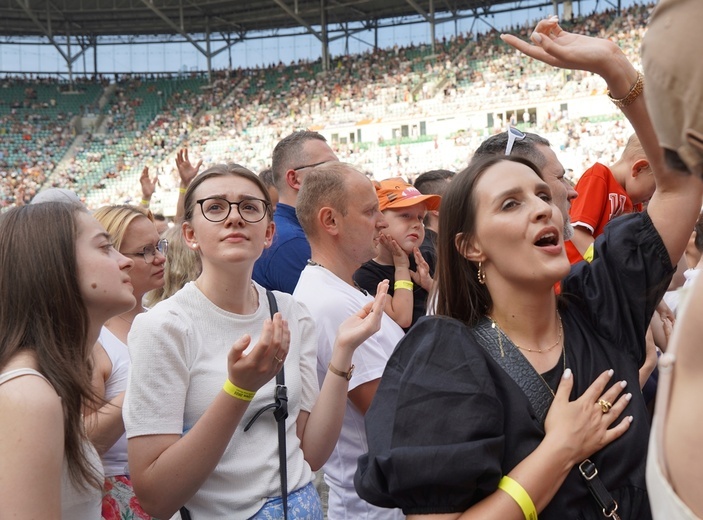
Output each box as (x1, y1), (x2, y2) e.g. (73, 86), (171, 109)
(356, 18), (703, 520)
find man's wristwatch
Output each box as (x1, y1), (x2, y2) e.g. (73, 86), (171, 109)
(328, 362), (355, 381)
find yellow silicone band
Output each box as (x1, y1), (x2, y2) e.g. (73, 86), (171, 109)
(140, 199), (150, 206)
(179, 187), (187, 194)
(222, 379), (256, 401)
(394, 280), (414, 292)
(498, 476), (537, 520)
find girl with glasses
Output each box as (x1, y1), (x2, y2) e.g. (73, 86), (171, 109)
(123, 163), (387, 519)
(87, 204), (167, 519)
(0, 202), (136, 518)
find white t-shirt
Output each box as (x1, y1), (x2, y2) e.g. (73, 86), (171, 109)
(98, 326), (130, 477)
(294, 265), (405, 520)
(124, 281), (319, 518)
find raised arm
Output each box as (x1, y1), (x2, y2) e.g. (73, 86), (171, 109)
(502, 18), (703, 265)
(297, 281), (388, 470)
(139, 166), (158, 208)
(174, 148), (202, 222)
(379, 234), (414, 328)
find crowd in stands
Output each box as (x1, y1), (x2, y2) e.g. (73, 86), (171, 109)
(1, 2), (653, 213)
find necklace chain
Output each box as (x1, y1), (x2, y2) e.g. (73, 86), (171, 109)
(307, 259), (368, 296)
(117, 314), (134, 325)
(488, 312), (566, 397)
(490, 312), (562, 354)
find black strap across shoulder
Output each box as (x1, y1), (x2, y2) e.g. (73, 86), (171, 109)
(471, 317), (619, 519)
(243, 290), (289, 519)
(180, 290), (289, 520)
(471, 317), (552, 425)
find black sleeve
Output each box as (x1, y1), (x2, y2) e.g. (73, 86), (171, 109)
(355, 316), (505, 515)
(353, 261), (390, 296)
(561, 211), (675, 366)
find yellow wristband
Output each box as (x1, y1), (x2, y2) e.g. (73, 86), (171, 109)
(179, 187), (187, 194)
(394, 280), (414, 292)
(140, 199), (149, 206)
(498, 476), (537, 520)
(222, 379), (256, 401)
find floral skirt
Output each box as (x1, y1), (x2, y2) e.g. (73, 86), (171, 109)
(249, 482), (324, 520)
(101, 475), (156, 520)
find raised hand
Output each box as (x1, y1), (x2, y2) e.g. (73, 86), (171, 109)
(500, 16), (629, 85)
(140, 166), (159, 200)
(226, 313), (290, 393)
(335, 280), (389, 352)
(175, 148), (203, 187)
(543, 368), (633, 466)
(409, 247), (432, 292)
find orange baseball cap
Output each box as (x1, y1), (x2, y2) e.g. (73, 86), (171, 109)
(375, 178), (441, 212)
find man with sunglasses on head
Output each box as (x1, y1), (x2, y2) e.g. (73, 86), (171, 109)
(472, 127), (578, 242)
(253, 130), (338, 294)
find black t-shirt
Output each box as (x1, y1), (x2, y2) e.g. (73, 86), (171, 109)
(354, 252), (434, 332)
(356, 212), (673, 519)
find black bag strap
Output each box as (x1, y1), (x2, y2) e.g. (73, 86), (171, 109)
(267, 290), (289, 520)
(242, 290), (288, 519)
(471, 317), (619, 519)
(471, 317), (552, 425)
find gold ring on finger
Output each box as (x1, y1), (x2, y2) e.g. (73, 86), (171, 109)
(598, 399), (612, 414)
(274, 356), (283, 363)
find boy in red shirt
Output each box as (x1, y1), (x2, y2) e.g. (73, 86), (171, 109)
(566, 133), (656, 263)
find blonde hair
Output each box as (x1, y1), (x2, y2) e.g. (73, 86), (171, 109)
(92, 205), (154, 251)
(145, 225), (201, 307)
(622, 133), (646, 160)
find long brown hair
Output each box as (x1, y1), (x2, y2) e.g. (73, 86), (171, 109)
(434, 155), (544, 325)
(0, 202), (102, 489)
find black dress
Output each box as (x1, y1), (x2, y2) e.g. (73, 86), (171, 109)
(355, 212), (673, 519)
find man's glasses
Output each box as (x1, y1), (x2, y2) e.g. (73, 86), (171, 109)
(505, 126), (526, 156)
(291, 160), (329, 172)
(124, 239), (168, 264)
(196, 197), (270, 223)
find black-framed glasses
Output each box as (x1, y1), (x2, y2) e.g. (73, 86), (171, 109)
(291, 160), (329, 172)
(196, 197), (270, 223)
(124, 239), (168, 264)
(505, 126), (526, 156)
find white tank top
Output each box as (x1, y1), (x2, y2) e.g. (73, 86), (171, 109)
(0, 367), (103, 519)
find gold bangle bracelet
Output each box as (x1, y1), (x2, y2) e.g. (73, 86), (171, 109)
(607, 71), (643, 110)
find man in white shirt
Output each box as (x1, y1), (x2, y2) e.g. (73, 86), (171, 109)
(294, 163), (405, 519)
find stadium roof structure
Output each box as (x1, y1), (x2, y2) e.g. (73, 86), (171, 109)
(2, 0), (581, 77)
(0, 0), (556, 38)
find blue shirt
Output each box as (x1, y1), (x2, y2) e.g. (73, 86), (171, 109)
(253, 203), (311, 294)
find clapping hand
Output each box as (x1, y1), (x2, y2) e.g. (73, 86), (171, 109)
(335, 280), (389, 353)
(226, 313), (290, 393)
(409, 247), (432, 292)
